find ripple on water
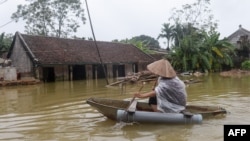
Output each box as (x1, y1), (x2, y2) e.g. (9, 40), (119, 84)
(0, 76), (249, 141)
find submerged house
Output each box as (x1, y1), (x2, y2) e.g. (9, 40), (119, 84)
(7, 32), (155, 82)
(227, 25), (250, 66)
(227, 25), (250, 48)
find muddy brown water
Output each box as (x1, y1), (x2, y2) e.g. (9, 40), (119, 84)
(0, 73), (250, 141)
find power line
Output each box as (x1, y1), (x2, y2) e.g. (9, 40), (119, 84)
(0, 0), (7, 5)
(0, 20), (14, 29)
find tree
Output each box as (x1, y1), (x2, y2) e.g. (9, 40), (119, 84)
(169, 24), (208, 72)
(11, 0), (86, 37)
(163, 0), (233, 72)
(0, 32), (13, 56)
(130, 40), (153, 54)
(158, 23), (174, 50)
(168, 24), (234, 72)
(169, 0), (217, 33)
(113, 35), (160, 50)
(130, 35), (160, 49)
(112, 36), (153, 54)
(202, 32), (235, 71)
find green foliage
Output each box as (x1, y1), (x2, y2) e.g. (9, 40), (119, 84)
(11, 0), (86, 37)
(161, 0), (235, 72)
(203, 32), (235, 71)
(167, 23), (235, 72)
(241, 60), (250, 70)
(129, 35), (160, 49)
(158, 23), (174, 49)
(130, 40), (153, 54)
(212, 47), (223, 58)
(169, 24), (209, 72)
(113, 35), (159, 53)
(138, 35), (159, 48)
(0, 33), (13, 56)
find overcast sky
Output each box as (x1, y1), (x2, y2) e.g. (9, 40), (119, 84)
(0, 0), (249, 48)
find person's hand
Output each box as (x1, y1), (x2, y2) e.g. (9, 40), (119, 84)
(134, 92), (143, 98)
(134, 91), (155, 99)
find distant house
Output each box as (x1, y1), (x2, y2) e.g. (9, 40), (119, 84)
(227, 25), (250, 68)
(227, 25), (250, 48)
(7, 32), (155, 82)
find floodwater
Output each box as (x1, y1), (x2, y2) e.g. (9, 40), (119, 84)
(0, 73), (249, 141)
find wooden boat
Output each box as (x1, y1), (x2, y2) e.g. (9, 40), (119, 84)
(86, 97), (227, 124)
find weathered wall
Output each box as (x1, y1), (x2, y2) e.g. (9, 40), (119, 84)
(0, 67), (17, 81)
(9, 37), (33, 76)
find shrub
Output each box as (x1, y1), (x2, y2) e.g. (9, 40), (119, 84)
(241, 60), (250, 70)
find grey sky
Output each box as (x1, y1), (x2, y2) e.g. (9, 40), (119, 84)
(0, 0), (249, 48)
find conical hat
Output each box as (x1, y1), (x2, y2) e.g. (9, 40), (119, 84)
(147, 59), (176, 78)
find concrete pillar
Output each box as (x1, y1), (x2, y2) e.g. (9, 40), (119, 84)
(63, 65), (69, 81)
(95, 66), (98, 79)
(106, 64), (113, 78)
(116, 67), (118, 78)
(69, 65), (73, 81)
(85, 64), (92, 79)
(35, 67), (39, 79)
(125, 64), (132, 76)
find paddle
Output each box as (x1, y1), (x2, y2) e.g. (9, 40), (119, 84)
(126, 85), (144, 112)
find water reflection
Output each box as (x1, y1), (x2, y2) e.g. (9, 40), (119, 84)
(0, 73), (249, 141)
(0, 86), (37, 114)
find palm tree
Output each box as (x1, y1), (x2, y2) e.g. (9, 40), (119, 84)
(172, 23), (199, 47)
(170, 34), (210, 72)
(169, 23), (210, 72)
(202, 32), (235, 71)
(158, 23), (174, 50)
(172, 23), (183, 48)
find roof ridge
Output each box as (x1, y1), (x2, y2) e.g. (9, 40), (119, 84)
(227, 26), (250, 40)
(19, 32), (124, 44)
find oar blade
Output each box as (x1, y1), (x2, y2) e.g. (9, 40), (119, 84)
(127, 100), (138, 112)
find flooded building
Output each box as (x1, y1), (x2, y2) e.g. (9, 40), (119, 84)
(227, 25), (250, 67)
(7, 32), (155, 82)
(227, 25), (250, 48)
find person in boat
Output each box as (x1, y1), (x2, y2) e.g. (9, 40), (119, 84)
(134, 59), (187, 113)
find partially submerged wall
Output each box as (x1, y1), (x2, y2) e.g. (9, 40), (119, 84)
(0, 67), (17, 81)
